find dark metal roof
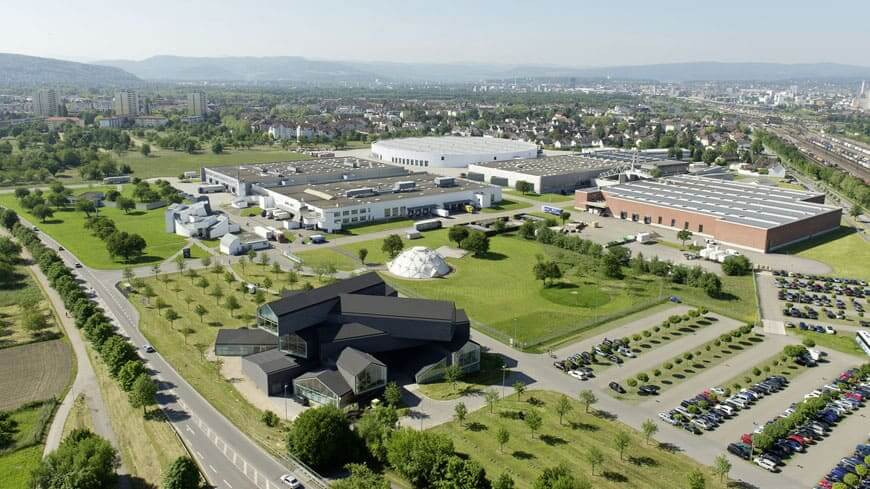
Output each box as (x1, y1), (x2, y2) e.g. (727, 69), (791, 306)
(215, 328), (276, 346)
(319, 322), (386, 343)
(296, 369), (352, 397)
(337, 347), (385, 375)
(339, 294), (455, 321)
(265, 272), (384, 317)
(243, 349), (301, 374)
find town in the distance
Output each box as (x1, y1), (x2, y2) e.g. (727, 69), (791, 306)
(2, 9), (870, 489)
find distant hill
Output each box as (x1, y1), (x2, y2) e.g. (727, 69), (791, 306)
(96, 55), (376, 82)
(0, 53), (140, 86)
(95, 56), (870, 83)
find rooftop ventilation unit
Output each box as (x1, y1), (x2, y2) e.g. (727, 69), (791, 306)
(434, 177), (455, 187)
(345, 187), (377, 198)
(393, 181), (416, 192)
(286, 166), (301, 173)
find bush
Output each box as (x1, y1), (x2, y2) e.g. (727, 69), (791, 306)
(642, 330), (652, 338)
(636, 373), (649, 382)
(752, 367), (761, 376)
(626, 378), (638, 387)
(653, 369), (661, 377)
(675, 358), (683, 365)
(262, 410), (279, 427)
(722, 255), (752, 276)
(653, 326), (660, 332)
(802, 338), (816, 348)
(663, 362), (673, 370)
(743, 376), (752, 384)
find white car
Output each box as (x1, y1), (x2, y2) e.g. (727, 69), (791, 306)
(824, 326), (836, 335)
(280, 474), (302, 488)
(710, 386), (727, 396)
(754, 457), (777, 472)
(618, 348), (636, 358)
(658, 412), (678, 425)
(804, 390), (822, 399)
(143, 344), (156, 353)
(568, 370), (587, 381)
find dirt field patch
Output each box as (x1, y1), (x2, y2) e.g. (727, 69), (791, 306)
(0, 339), (73, 411)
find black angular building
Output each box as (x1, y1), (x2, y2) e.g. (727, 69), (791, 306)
(217, 272), (481, 407)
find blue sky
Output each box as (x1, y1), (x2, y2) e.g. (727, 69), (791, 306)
(3, 0), (868, 66)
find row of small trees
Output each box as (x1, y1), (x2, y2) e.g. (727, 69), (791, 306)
(1, 208), (203, 488)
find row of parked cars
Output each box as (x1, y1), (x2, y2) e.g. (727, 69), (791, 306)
(816, 440), (870, 489)
(779, 288), (866, 317)
(771, 270), (868, 289)
(788, 321), (837, 335)
(659, 377), (790, 435)
(554, 337), (636, 380)
(729, 368), (869, 474)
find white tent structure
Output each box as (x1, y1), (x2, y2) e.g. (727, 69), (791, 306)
(387, 246), (450, 279)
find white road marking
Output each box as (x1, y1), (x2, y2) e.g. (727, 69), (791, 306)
(223, 480), (232, 488)
(186, 425), (195, 435)
(209, 464), (217, 473)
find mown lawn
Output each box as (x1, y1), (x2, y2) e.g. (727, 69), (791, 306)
(480, 199), (533, 214)
(0, 400), (57, 489)
(417, 353), (506, 401)
(0, 264), (61, 349)
(781, 225), (870, 280)
(58, 145), (310, 182)
(791, 329), (864, 357)
(503, 189), (576, 203)
(324, 218), (417, 239)
(430, 390), (730, 489)
(0, 186), (188, 269)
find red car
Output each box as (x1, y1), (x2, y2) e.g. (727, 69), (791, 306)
(845, 392), (863, 402)
(787, 434), (807, 446)
(740, 433), (753, 445)
(818, 479), (832, 489)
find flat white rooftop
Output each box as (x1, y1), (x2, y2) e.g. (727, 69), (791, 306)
(372, 136), (537, 155)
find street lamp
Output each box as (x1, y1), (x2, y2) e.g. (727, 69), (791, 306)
(283, 384), (288, 420)
(501, 365), (507, 399)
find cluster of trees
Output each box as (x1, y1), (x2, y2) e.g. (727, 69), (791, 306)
(14, 182), (73, 222)
(446, 226), (490, 257)
(0, 124), (130, 184)
(721, 255), (752, 276)
(29, 429), (118, 489)
(287, 390), (512, 489)
(142, 114), (270, 154)
(130, 178), (182, 204)
(521, 221), (722, 297)
(756, 130), (870, 210)
(83, 215), (147, 263)
(7, 215), (157, 417)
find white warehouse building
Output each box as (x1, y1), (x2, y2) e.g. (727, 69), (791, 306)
(262, 173), (501, 232)
(371, 136), (539, 169)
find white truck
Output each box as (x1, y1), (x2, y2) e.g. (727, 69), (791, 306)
(635, 232), (654, 244)
(273, 210), (291, 220)
(253, 226), (274, 240)
(434, 208), (450, 218)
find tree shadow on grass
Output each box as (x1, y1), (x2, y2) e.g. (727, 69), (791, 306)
(602, 471), (628, 482)
(628, 456), (658, 467)
(568, 420), (599, 432)
(657, 442), (682, 453)
(466, 422), (487, 432)
(477, 252), (508, 261)
(540, 434), (566, 446)
(592, 410), (617, 421)
(512, 450), (535, 460)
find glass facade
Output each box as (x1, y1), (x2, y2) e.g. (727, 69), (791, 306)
(456, 342), (481, 374)
(256, 305), (278, 334)
(354, 364), (386, 394)
(294, 378), (339, 407)
(415, 359), (447, 384)
(279, 333), (308, 359)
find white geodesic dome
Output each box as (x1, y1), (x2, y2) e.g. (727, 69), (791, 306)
(387, 246), (450, 279)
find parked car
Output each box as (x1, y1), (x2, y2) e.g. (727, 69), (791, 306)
(568, 370), (588, 381)
(280, 474), (302, 488)
(754, 457), (778, 472)
(727, 443), (752, 460)
(638, 385), (659, 396)
(142, 344), (155, 353)
(608, 382), (625, 394)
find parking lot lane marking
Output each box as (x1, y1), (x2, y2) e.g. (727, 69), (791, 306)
(209, 464), (217, 473)
(223, 480), (232, 488)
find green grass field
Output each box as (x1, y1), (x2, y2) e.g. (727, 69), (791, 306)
(503, 189), (576, 203)
(0, 264), (61, 349)
(430, 390), (729, 489)
(296, 231), (757, 347)
(56, 145), (311, 183)
(325, 217), (417, 239)
(791, 329), (864, 357)
(480, 199), (533, 214)
(781, 226), (870, 280)
(0, 186), (188, 269)
(0, 400), (57, 489)
(417, 353), (505, 400)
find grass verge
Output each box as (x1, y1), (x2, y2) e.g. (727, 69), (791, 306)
(780, 225), (869, 280)
(417, 353), (506, 401)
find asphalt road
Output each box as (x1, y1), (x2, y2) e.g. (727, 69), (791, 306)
(26, 220), (326, 489)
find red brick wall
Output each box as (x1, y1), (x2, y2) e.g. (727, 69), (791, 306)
(766, 210), (842, 251)
(574, 189), (603, 205)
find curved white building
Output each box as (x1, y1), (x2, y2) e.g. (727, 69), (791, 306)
(371, 136), (538, 169)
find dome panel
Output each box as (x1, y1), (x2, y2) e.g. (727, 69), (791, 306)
(387, 246), (450, 279)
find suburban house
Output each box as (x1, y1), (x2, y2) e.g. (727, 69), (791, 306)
(216, 273), (480, 407)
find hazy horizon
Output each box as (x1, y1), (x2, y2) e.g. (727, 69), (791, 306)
(3, 0), (869, 67)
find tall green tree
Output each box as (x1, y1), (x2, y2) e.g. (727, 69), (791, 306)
(287, 405), (361, 471)
(162, 456), (201, 489)
(129, 374), (157, 415)
(29, 429), (118, 489)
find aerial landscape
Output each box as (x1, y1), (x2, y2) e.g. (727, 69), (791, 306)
(2, 1), (870, 489)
